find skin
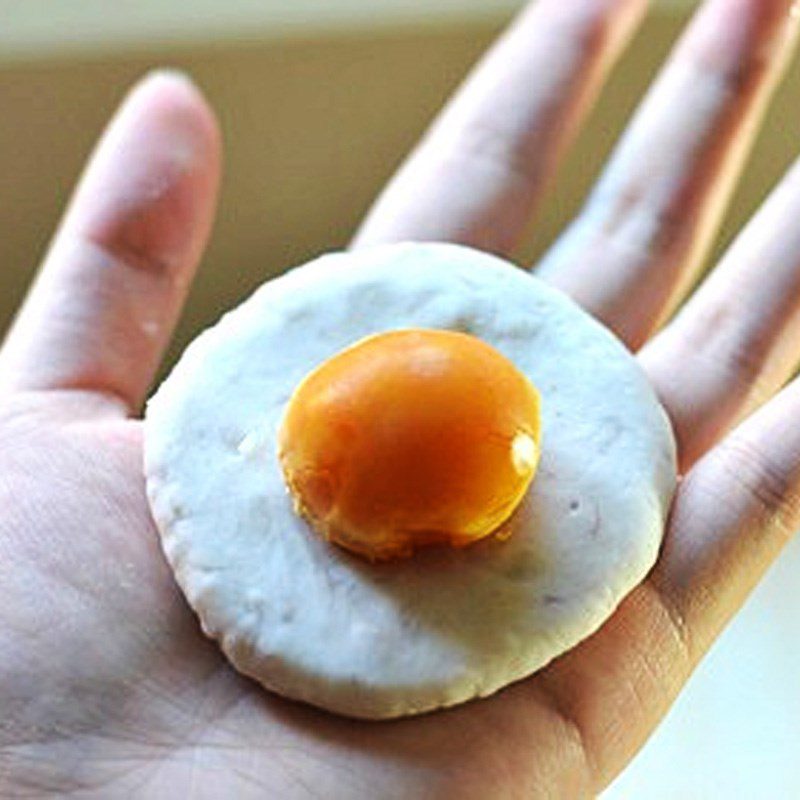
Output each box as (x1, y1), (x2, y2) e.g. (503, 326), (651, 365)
(3, 0), (800, 796)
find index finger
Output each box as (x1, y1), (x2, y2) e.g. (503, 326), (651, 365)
(353, 0), (646, 255)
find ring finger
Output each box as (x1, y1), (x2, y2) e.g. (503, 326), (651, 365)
(640, 152), (800, 471)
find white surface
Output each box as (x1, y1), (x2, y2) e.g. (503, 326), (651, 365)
(605, 533), (800, 798)
(0, 0), (519, 62)
(0, 0), (696, 62)
(144, 242), (676, 719)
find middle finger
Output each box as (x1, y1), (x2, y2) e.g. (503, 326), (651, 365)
(537, 0), (799, 349)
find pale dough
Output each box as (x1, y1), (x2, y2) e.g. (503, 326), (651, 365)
(144, 242), (677, 719)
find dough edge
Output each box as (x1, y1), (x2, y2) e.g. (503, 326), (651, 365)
(144, 242), (677, 719)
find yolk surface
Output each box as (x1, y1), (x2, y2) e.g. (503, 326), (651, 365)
(278, 329), (541, 561)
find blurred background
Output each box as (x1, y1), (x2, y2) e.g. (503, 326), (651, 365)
(2, 0), (799, 796)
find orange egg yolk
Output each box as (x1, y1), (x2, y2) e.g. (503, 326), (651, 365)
(277, 329), (541, 561)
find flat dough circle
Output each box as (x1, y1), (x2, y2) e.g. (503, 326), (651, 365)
(144, 243), (677, 719)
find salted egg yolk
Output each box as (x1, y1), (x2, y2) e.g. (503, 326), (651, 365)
(277, 329), (541, 561)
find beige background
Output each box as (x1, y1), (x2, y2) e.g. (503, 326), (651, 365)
(3, 3), (800, 796)
(2, 4), (798, 376)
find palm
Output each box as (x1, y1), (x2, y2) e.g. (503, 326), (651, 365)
(1, 388), (696, 800)
(5, 1), (800, 797)
(1, 393), (596, 797)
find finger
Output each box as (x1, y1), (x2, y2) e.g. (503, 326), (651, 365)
(651, 376), (800, 666)
(352, 0), (646, 255)
(537, 0), (800, 349)
(530, 379), (800, 791)
(640, 153), (800, 471)
(0, 71), (221, 414)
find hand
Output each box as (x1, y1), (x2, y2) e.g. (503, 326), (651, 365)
(3, 1), (800, 797)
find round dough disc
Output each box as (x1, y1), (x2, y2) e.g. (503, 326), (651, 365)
(144, 242), (677, 719)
